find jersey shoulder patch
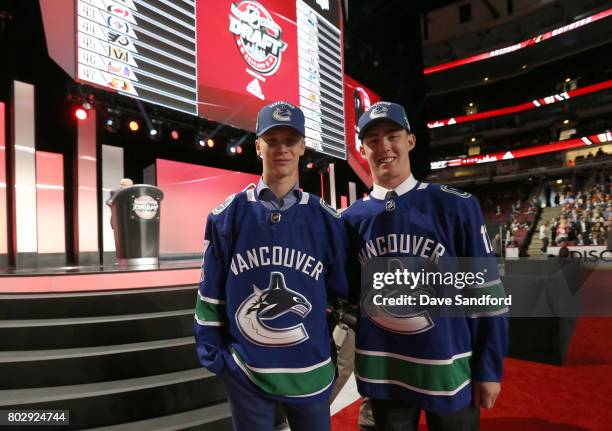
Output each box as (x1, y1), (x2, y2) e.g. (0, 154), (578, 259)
(319, 198), (341, 218)
(212, 193), (238, 215)
(439, 184), (471, 199)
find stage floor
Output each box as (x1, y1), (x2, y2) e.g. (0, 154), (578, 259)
(0, 260), (201, 293)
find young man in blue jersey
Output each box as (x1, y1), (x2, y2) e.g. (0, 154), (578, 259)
(342, 101), (509, 431)
(193, 101), (351, 431)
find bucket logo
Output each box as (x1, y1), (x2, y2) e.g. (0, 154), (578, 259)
(132, 195), (158, 220)
(229, 1), (288, 76)
(235, 272), (312, 346)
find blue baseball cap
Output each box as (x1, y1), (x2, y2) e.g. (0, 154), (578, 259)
(256, 101), (305, 137)
(358, 102), (411, 140)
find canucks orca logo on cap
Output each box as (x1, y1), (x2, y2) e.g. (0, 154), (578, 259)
(272, 105), (292, 122)
(369, 102), (390, 119)
(358, 101), (411, 140)
(235, 271), (312, 346)
(256, 101), (306, 137)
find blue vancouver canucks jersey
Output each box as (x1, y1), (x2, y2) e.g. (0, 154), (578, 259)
(343, 180), (509, 413)
(193, 188), (350, 404)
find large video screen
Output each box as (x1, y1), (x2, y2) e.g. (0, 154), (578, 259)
(70, 0), (346, 159)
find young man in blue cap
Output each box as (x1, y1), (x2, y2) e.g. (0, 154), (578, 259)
(193, 101), (351, 431)
(342, 101), (508, 430)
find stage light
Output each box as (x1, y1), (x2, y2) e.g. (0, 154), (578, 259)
(470, 137), (476, 142)
(307, 161), (315, 170)
(75, 107), (88, 121)
(468, 102), (474, 107)
(128, 120), (140, 132)
(565, 77), (571, 83)
(207, 138), (215, 148)
(563, 119), (570, 125)
(483, 76), (489, 82)
(521, 64), (528, 70)
(556, 179), (563, 184)
(104, 117), (119, 132)
(226, 137), (246, 156)
(170, 130), (180, 140)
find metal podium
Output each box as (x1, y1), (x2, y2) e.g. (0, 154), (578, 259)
(107, 185), (164, 266)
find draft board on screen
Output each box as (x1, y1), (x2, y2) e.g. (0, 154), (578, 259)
(43, 0), (347, 159)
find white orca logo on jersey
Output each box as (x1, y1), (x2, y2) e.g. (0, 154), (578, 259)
(236, 272), (312, 346)
(369, 102), (390, 119)
(361, 258), (434, 334)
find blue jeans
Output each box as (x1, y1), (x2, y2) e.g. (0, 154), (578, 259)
(221, 370), (331, 431)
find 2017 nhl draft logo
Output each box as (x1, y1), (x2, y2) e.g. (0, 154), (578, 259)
(229, 1), (288, 76)
(131, 195), (158, 220)
(235, 271), (312, 346)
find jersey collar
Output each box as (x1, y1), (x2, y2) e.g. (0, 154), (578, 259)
(371, 174), (418, 200)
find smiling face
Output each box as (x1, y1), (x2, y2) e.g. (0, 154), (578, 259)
(256, 126), (305, 183)
(360, 120), (415, 189)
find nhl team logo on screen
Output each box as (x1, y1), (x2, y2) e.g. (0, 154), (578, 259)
(235, 272), (312, 346)
(132, 195), (158, 220)
(229, 1), (288, 76)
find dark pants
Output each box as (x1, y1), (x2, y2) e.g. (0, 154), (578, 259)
(541, 237), (549, 252)
(222, 370), (330, 431)
(370, 399), (479, 431)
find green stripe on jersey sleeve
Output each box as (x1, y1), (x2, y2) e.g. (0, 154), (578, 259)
(463, 281), (509, 316)
(195, 293), (227, 325)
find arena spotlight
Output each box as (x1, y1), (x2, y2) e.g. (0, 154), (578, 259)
(227, 142), (239, 156)
(483, 76), (489, 82)
(226, 134), (249, 156)
(170, 129), (180, 140)
(196, 132), (213, 148)
(128, 120), (140, 132)
(103, 109), (121, 133)
(565, 77), (571, 83)
(306, 161), (315, 170)
(148, 119), (163, 141)
(563, 119), (570, 125)
(74, 98), (92, 120)
(74, 107), (88, 121)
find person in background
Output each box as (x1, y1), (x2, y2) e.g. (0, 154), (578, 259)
(110, 178), (134, 199)
(539, 221), (550, 253)
(493, 233), (502, 257)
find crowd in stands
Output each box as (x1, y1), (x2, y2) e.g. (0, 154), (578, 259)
(541, 168), (612, 249)
(505, 197), (540, 250)
(574, 146), (609, 164)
